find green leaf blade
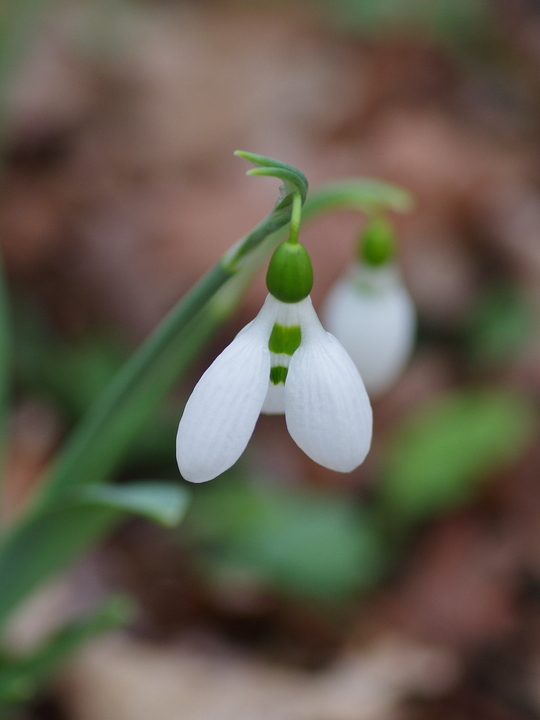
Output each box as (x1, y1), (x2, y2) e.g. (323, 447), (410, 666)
(78, 482), (190, 528)
(189, 479), (383, 603)
(379, 388), (537, 524)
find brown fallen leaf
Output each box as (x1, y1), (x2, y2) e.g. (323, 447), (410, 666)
(61, 632), (459, 720)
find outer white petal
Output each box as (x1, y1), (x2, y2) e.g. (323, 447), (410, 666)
(176, 296), (278, 482)
(285, 298), (372, 472)
(322, 264), (415, 397)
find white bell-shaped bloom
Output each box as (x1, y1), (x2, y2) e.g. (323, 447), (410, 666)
(177, 294), (372, 483)
(322, 263), (416, 397)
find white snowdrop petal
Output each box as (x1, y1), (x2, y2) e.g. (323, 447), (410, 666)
(285, 301), (372, 472)
(322, 265), (415, 396)
(176, 297), (277, 483)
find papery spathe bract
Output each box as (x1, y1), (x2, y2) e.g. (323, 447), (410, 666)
(322, 263), (416, 397)
(176, 294), (373, 483)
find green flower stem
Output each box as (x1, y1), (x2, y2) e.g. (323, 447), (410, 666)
(287, 193), (302, 245)
(302, 179), (413, 219)
(222, 206), (294, 271)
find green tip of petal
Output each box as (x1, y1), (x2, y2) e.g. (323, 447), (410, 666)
(359, 216), (396, 266)
(266, 242), (314, 303)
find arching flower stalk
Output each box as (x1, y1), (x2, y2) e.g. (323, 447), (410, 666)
(322, 216), (416, 397)
(177, 194), (372, 483)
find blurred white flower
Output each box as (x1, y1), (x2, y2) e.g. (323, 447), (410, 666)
(176, 294), (372, 482)
(322, 263), (416, 397)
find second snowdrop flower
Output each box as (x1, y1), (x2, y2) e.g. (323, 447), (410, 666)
(322, 216), (416, 397)
(177, 195), (373, 483)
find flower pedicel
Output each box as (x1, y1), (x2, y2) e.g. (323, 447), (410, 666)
(176, 195), (373, 483)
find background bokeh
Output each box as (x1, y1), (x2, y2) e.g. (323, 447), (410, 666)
(2, 1), (540, 718)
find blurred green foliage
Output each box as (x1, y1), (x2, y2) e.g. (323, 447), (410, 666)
(0, 481), (189, 627)
(327, 0), (494, 53)
(14, 302), (124, 420)
(13, 299), (179, 472)
(185, 385), (537, 605)
(0, 595), (134, 717)
(379, 388), (536, 524)
(464, 284), (532, 369)
(188, 478), (383, 602)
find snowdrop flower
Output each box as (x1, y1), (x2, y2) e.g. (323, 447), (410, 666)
(177, 206), (372, 483)
(322, 217), (416, 397)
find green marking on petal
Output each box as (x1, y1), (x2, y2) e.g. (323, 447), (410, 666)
(270, 366), (288, 385)
(268, 324), (302, 356)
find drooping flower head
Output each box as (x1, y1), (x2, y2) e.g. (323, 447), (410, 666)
(177, 195), (373, 483)
(322, 216), (416, 397)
